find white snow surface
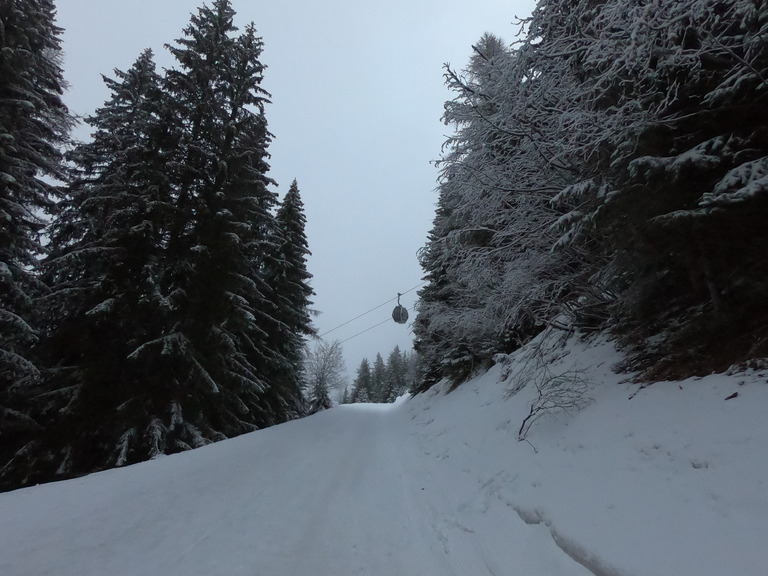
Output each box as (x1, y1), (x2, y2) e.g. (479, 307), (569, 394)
(2, 334), (767, 576)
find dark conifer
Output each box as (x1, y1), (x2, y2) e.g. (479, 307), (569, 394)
(4, 1), (309, 488)
(351, 358), (372, 403)
(156, 0), (286, 437)
(0, 0), (70, 485)
(26, 49), (175, 479)
(385, 346), (408, 402)
(263, 179), (315, 417)
(371, 353), (387, 403)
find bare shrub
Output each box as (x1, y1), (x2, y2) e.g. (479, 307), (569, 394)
(499, 329), (591, 440)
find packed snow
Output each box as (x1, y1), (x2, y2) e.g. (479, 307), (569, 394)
(1, 333), (767, 576)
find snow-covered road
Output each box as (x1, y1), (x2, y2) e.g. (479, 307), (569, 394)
(6, 335), (767, 576)
(251, 405), (465, 576)
(0, 401), (587, 576)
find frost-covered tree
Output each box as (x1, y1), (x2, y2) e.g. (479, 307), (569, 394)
(303, 339), (345, 413)
(369, 353), (387, 402)
(4, 1), (302, 489)
(0, 0), (70, 484)
(2, 0), (321, 491)
(546, 0), (768, 374)
(345, 346), (413, 403)
(415, 0), (768, 390)
(274, 181), (314, 340)
(414, 32), (579, 387)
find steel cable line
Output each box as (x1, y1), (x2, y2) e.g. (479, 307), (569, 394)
(337, 301), (420, 345)
(338, 318), (392, 344)
(318, 282), (423, 338)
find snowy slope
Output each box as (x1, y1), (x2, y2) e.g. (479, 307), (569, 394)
(403, 336), (768, 576)
(1, 333), (767, 576)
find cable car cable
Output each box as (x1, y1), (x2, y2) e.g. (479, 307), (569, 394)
(319, 282), (423, 338)
(337, 301), (419, 345)
(338, 318), (392, 344)
(318, 300), (393, 338)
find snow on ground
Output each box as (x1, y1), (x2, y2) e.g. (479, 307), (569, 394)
(1, 332), (767, 576)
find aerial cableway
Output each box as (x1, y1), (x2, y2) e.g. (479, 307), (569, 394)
(319, 283), (422, 344)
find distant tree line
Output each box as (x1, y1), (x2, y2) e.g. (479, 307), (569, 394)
(0, 0), (314, 491)
(414, 0), (768, 390)
(347, 346), (418, 404)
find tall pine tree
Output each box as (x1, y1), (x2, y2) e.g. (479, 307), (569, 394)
(0, 0), (70, 485)
(370, 353), (386, 403)
(351, 358), (372, 403)
(24, 49), (177, 481)
(414, 33), (570, 387)
(154, 0), (288, 438)
(385, 346), (407, 402)
(262, 179), (315, 418)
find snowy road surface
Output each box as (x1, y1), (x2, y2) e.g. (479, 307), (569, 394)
(3, 336), (768, 576)
(0, 401), (588, 576)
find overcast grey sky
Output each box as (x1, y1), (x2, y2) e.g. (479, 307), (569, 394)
(55, 0), (536, 382)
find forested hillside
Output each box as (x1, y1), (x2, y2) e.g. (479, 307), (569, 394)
(0, 0), (314, 491)
(414, 0), (768, 389)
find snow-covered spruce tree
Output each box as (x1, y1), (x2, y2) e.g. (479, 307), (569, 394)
(547, 0), (768, 375)
(0, 0), (70, 486)
(369, 352), (387, 402)
(15, 49), (177, 483)
(262, 179), (315, 418)
(414, 32), (582, 389)
(384, 345), (408, 402)
(152, 0), (288, 440)
(350, 358), (372, 403)
(403, 349), (421, 392)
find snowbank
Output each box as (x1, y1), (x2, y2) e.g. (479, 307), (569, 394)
(398, 332), (768, 576)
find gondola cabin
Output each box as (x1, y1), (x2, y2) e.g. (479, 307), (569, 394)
(392, 293), (409, 324)
(392, 304), (409, 324)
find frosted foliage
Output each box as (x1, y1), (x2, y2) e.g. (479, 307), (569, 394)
(416, 29), (585, 378)
(416, 0), (768, 386)
(1, 0), (69, 389)
(546, 0), (768, 241)
(146, 418), (166, 459)
(114, 429), (136, 467)
(303, 340), (345, 411)
(704, 157), (768, 206)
